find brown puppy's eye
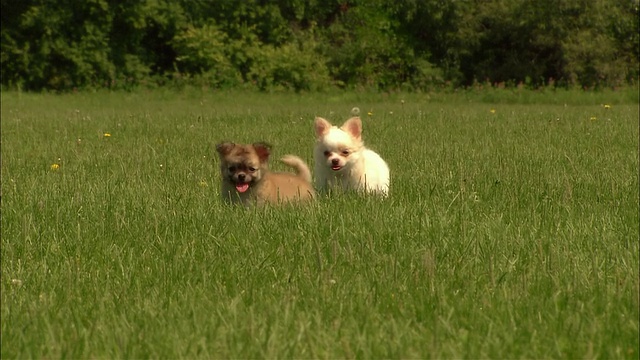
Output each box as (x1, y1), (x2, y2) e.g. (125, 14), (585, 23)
(248, 167), (257, 172)
(228, 166), (236, 172)
(341, 149), (350, 156)
(323, 150), (331, 157)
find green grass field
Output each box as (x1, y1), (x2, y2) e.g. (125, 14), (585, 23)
(2, 88), (638, 359)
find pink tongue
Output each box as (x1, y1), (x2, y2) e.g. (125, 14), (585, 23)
(332, 165), (341, 171)
(236, 183), (249, 193)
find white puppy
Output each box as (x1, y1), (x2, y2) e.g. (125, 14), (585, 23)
(313, 116), (390, 196)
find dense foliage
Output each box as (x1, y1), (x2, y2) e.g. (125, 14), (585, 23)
(1, 0), (638, 91)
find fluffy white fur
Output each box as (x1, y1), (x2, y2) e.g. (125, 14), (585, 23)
(313, 116), (390, 196)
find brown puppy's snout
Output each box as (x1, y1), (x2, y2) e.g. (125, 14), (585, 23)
(237, 173), (247, 182)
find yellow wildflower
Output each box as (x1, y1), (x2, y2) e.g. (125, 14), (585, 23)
(367, 111), (373, 116)
(590, 116), (597, 121)
(604, 104), (611, 109)
(50, 163), (60, 170)
(103, 133), (111, 138)
(490, 109), (496, 114)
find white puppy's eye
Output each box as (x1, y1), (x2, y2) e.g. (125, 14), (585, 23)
(323, 150), (331, 157)
(341, 149), (350, 156)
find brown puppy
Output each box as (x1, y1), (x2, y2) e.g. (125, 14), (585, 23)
(216, 142), (315, 206)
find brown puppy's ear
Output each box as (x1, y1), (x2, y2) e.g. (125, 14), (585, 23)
(341, 117), (362, 140)
(252, 142), (272, 163)
(216, 142), (235, 156)
(314, 117), (332, 137)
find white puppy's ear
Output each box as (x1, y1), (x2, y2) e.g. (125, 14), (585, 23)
(341, 117), (362, 140)
(314, 117), (332, 137)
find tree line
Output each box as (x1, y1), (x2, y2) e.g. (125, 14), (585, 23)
(1, 0), (638, 92)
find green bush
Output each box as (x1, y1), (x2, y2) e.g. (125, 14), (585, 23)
(247, 32), (332, 92)
(1, 0), (637, 91)
(559, 0), (639, 88)
(1, 0), (115, 90)
(320, 2), (444, 91)
(172, 23), (241, 88)
(453, 0), (639, 88)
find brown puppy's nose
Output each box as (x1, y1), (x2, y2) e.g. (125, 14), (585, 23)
(238, 174), (246, 182)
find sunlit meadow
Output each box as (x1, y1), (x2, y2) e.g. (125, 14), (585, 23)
(1, 88), (638, 358)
